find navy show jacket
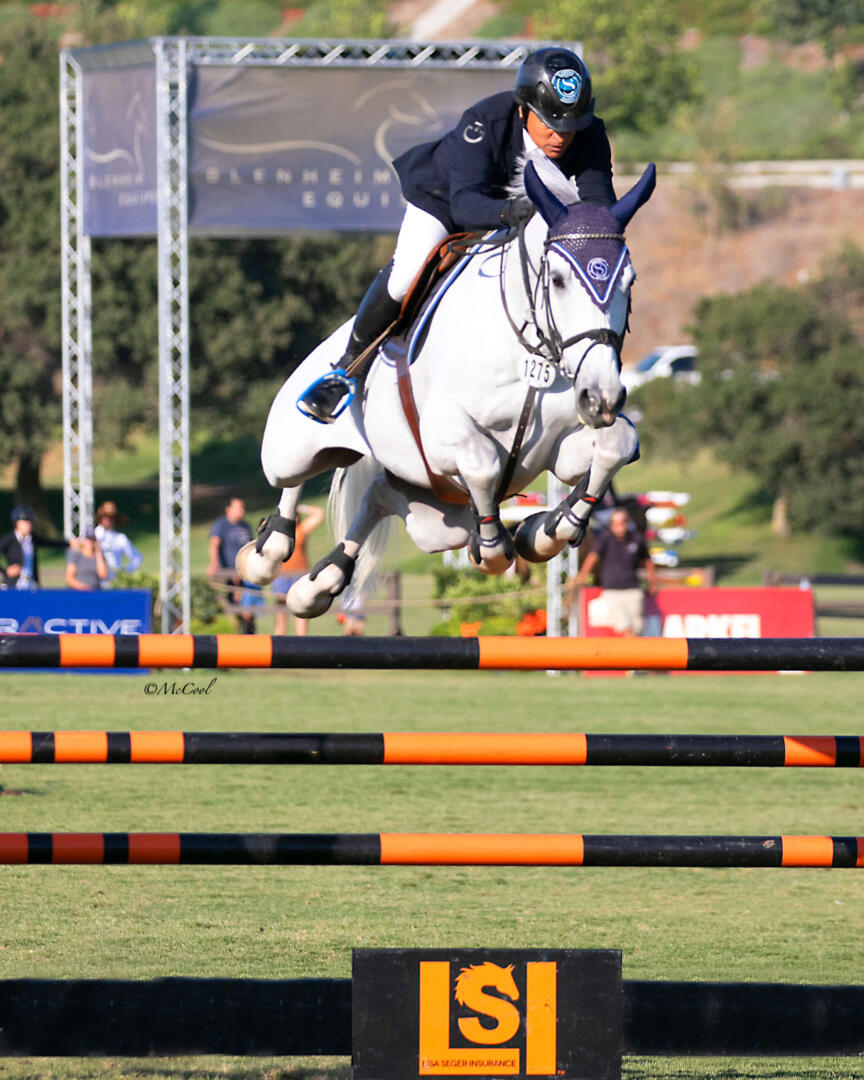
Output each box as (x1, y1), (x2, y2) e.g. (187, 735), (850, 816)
(0, 530), (68, 587)
(393, 91), (616, 233)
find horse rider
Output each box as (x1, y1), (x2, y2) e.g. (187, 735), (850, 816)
(297, 46), (617, 424)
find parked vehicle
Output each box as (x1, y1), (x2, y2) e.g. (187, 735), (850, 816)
(622, 345), (699, 392)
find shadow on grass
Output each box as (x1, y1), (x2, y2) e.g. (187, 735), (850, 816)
(624, 1065), (858, 1079)
(728, 486), (775, 523)
(187, 435), (334, 523)
(1, 1061), (352, 1080)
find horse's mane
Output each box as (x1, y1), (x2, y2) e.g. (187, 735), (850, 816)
(507, 149), (581, 205)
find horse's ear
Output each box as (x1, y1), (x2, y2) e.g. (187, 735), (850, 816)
(609, 163), (656, 230)
(525, 161), (568, 227)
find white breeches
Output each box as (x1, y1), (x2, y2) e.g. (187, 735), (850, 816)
(387, 203), (450, 300)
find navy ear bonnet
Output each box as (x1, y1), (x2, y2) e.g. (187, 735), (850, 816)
(523, 160), (657, 312)
(547, 204), (631, 311)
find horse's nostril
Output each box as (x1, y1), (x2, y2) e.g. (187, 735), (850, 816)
(612, 386), (627, 413)
(579, 388), (601, 415)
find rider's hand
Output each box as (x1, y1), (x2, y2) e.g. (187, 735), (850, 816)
(499, 195), (534, 227)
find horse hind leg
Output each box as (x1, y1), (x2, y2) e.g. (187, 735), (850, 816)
(287, 463), (392, 619)
(235, 486), (301, 586)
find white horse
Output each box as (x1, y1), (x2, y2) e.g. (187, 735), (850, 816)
(236, 158), (656, 618)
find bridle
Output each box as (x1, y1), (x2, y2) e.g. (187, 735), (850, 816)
(497, 219), (627, 381)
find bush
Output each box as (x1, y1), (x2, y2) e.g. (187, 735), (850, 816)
(110, 570), (159, 621)
(189, 575), (224, 626)
(430, 566), (542, 636)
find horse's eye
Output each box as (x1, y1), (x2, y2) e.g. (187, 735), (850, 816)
(551, 272), (566, 289)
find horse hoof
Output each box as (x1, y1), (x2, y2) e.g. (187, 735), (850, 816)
(234, 540), (280, 586)
(287, 588), (336, 619)
(513, 513), (566, 563)
(287, 544), (357, 618)
(513, 515), (546, 563)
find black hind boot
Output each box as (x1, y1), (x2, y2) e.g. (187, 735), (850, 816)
(297, 264), (401, 423)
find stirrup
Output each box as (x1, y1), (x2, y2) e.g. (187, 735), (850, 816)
(296, 368), (356, 424)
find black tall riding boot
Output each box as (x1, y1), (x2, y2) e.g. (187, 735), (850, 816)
(297, 264), (402, 423)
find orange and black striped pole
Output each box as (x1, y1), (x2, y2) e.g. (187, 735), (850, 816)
(0, 832), (862, 867)
(2, 634), (864, 670)
(0, 731), (861, 767)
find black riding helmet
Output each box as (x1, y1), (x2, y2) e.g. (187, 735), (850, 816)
(514, 47), (594, 133)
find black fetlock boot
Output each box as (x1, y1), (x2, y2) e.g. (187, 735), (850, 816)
(297, 263), (402, 424)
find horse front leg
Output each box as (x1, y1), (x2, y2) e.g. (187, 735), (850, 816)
(235, 486), (301, 585)
(514, 416), (639, 563)
(455, 434), (515, 576)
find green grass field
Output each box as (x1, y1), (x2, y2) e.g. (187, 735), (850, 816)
(0, 667), (862, 1078)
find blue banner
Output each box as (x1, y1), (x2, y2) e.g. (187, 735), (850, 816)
(79, 61), (513, 236)
(187, 66), (513, 233)
(0, 590), (151, 636)
(81, 66), (158, 237)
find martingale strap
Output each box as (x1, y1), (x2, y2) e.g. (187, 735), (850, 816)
(395, 346), (470, 506)
(496, 385), (536, 503)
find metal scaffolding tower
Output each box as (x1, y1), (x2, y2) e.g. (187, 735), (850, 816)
(155, 38), (191, 633)
(59, 51), (94, 540)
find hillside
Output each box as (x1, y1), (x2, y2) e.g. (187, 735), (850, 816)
(620, 177), (864, 361)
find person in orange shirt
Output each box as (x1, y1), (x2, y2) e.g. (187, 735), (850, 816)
(272, 503), (325, 636)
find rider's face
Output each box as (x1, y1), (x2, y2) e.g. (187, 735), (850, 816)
(524, 110), (577, 159)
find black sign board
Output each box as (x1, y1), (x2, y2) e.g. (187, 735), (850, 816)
(353, 949), (622, 1080)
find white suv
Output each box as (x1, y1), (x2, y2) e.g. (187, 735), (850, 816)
(622, 345), (700, 392)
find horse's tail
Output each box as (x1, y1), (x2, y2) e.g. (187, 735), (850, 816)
(329, 456), (391, 595)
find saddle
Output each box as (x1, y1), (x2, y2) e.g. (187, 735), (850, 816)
(400, 232), (479, 328)
(346, 232), (482, 505)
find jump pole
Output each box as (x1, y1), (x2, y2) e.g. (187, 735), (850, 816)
(4, 634), (864, 670)
(2, 833), (862, 867)
(2, 732), (862, 766)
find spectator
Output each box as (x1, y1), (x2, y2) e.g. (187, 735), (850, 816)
(65, 528), (108, 591)
(0, 506), (72, 590)
(272, 503), (325, 637)
(94, 500), (143, 580)
(571, 507), (656, 636)
(208, 497), (262, 634)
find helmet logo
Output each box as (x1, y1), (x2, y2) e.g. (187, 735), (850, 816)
(463, 120), (485, 144)
(551, 68), (582, 105)
(587, 257), (610, 280)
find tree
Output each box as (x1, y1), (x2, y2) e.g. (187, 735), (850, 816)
(293, 0), (393, 38)
(760, 0), (864, 112)
(760, 0), (864, 58)
(0, 21), (65, 514)
(632, 260), (864, 537)
(531, 0), (698, 133)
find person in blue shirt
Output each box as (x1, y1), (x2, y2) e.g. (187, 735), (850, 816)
(208, 497), (264, 633)
(298, 46), (616, 424)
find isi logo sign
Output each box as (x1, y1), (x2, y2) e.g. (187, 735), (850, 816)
(353, 949), (622, 1080)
